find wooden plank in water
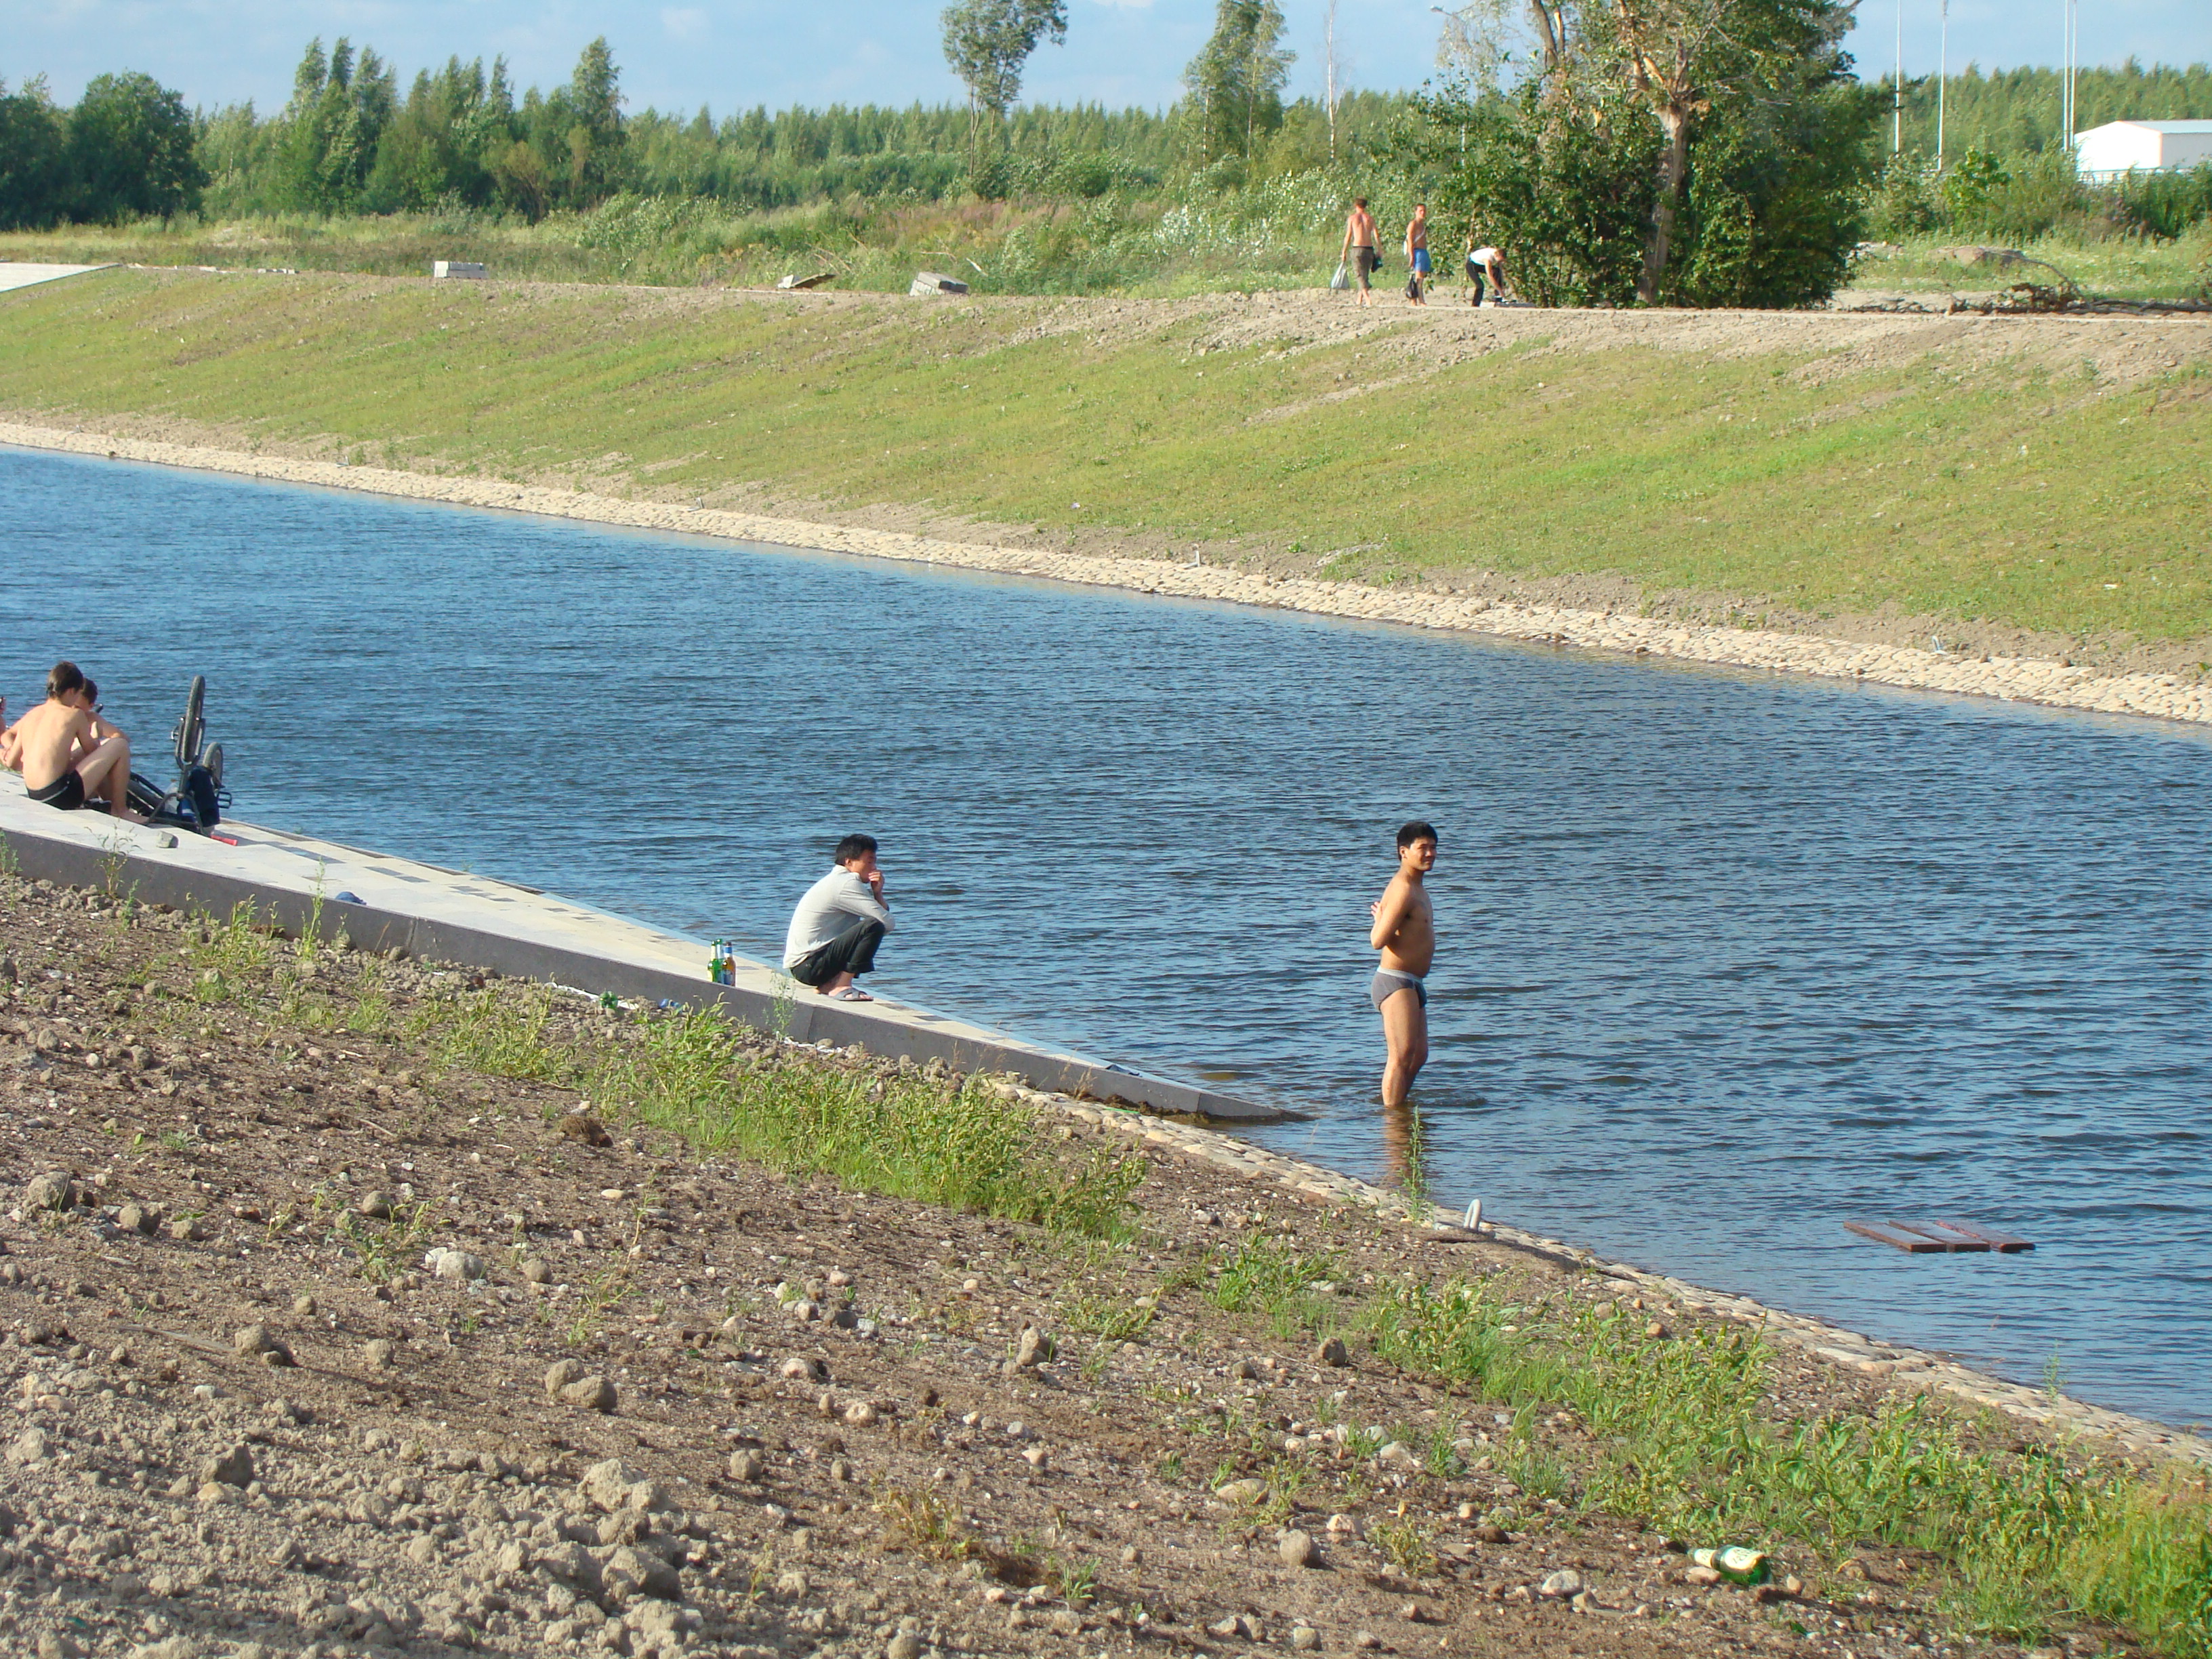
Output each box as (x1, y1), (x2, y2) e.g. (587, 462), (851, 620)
(1845, 1220), (1947, 1253)
(1936, 1218), (2036, 1253)
(1887, 1221), (1991, 1253)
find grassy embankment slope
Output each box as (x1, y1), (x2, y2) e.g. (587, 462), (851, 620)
(3, 266), (2207, 663)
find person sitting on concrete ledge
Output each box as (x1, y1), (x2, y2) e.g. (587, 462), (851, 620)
(0, 661), (142, 820)
(783, 834), (894, 1002)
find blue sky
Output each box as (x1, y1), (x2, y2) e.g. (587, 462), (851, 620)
(6, 0), (2208, 115)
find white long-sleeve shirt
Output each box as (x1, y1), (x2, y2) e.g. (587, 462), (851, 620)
(782, 867), (894, 967)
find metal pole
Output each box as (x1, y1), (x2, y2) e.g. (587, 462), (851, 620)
(1938, 0), (1948, 167)
(1893, 0), (1902, 153)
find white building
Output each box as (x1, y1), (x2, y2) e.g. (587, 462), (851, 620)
(2072, 119), (2212, 180)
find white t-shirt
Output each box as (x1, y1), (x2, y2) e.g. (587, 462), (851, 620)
(783, 867), (894, 966)
(1470, 247), (1502, 267)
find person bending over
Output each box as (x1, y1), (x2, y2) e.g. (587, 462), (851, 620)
(783, 834), (894, 1002)
(1, 661), (140, 819)
(1369, 820), (1439, 1109)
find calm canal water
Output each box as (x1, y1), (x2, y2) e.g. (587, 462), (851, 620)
(5, 446), (2208, 1429)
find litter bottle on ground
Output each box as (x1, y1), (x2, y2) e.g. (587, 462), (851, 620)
(1692, 1546), (1770, 1585)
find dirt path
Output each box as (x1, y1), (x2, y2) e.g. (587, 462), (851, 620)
(0, 872), (2098, 1659)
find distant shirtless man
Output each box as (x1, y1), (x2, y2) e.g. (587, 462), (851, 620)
(1339, 197), (1380, 307)
(0, 661), (140, 819)
(1368, 821), (1437, 1108)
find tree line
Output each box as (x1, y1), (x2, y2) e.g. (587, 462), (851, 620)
(4, 12), (2206, 308)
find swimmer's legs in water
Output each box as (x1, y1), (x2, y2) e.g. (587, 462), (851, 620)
(1378, 984), (1428, 1109)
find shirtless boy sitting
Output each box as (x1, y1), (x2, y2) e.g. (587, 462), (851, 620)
(1368, 820), (1439, 1109)
(0, 661), (142, 819)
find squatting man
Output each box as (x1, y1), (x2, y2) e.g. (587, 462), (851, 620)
(782, 834), (894, 1002)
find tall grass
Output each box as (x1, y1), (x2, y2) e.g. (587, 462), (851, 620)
(426, 991), (1144, 1237)
(1366, 1277), (2212, 1654)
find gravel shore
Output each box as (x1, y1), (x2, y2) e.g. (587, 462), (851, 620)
(0, 870), (2124, 1659)
(3, 419), (2206, 731)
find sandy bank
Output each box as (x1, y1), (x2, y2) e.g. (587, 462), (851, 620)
(6, 417), (2210, 730)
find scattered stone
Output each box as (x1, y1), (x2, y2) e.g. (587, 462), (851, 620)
(844, 1399), (879, 1427)
(781, 1355), (827, 1382)
(9, 1427), (51, 1465)
(1474, 1522), (1511, 1544)
(774, 1569), (810, 1600)
(1006, 1324), (1048, 1372)
(291, 1294), (316, 1316)
(199, 1443), (255, 1488)
(1645, 1321), (1669, 1339)
(1539, 1569), (1585, 1599)
(886, 1636), (924, 1659)
(1046, 1609), (1084, 1635)
(1278, 1529), (1317, 1568)
(166, 1216), (207, 1242)
(601, 1543), (681, 1605)
(1215, 1477), (1267, 1507)
(1290, 1627), (1322, 1652)
(1021, 1446), (1048, 1471)
(426, 1246), (487, 1282)
(117, 1202), (157, 1235)
(24, 1171), (75, 1211)
(1315, 1336), (1350, 1367)
(1684, 1565), (1724, 1587)
(521, 1258), (553, 1285)
(728, 1448), (766, 1482)
(232, 1324), (294, 1366)
(363, 1338), (396, 1369)
(1376, 1440), (1418, 1469)
(545, 1358), (583, 1396)
(356, 1191), (394, 1221)
(560, 1373), (617, 1412)
(558, 1113), (614, 1147)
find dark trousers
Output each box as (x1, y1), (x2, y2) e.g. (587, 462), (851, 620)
(789, 918), (884, 987)
(1467, 268), (1486, 304)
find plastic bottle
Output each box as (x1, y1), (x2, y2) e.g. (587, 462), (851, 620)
(1692, 1546), (1770, 1584)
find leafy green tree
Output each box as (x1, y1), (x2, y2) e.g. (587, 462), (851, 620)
(0, 77), (69, 230)
(363, 56), (518, 211)
(552, 37), (627, 205)
(941, 0), (1069, 173)
(1407, 0), (1876, 307)
(1183, 0), (1295, 164)
(275, 38), (396, 211)
(68, 71), (203, 221)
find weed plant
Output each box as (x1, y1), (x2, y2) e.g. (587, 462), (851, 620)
(405, 987), (1143, 1237)
(1362, 1277), (2212, 1654)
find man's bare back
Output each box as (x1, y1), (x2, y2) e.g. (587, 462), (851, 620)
(3, 663), (140, 818)
(8, 699), (96, 793)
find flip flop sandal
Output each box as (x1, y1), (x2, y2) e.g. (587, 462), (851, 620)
(825, 987), (874, 1002)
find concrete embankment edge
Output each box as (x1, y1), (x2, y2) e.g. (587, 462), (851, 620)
(0, 813), (1277, 1125)
(5, 420), (2209, 730)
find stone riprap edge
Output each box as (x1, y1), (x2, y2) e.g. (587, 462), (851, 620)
(989, 1083), (2212, 1470)
(4, 420), (2208, 730)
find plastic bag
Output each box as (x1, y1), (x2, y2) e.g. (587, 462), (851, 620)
(1330, 262), (1350, 291)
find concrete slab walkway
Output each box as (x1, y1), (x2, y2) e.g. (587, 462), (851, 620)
(0, 263), (116, 294)
(0, 779), (1280, 1122)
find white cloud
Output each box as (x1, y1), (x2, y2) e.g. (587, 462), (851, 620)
(660, 7), (708, 41)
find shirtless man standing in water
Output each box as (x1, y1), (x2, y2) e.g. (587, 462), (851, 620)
(1368, 821), (1437, 1108)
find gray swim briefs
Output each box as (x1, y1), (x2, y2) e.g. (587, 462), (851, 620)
(1370, 969), (1427, 1012)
